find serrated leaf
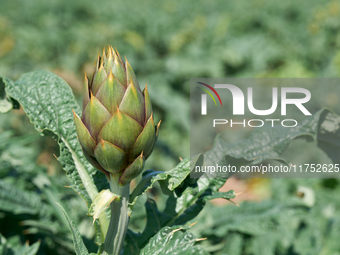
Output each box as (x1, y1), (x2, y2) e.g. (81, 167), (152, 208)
(124, 199), (187, 255)
(20, 220), (59, 234)
(143, 199), (172, 242)
(203, 190), (236, 201)
(130, 155), (203, 207)
(125, 185), (234, 255)
(198, 200), (307, 238)
(140, 225), (208, 255)
(0, 180), (50, 216)
(317, 110), (340, 163)
(251, 233), (277, 255)
(221, 233), (243, 255)
(57, 203), (90, 255)
(127, 154), (231, 254)
(124, 199), (169, 255)
(129, 169), (164, 206)
(203, 109), (335, 177)
(0, 78), (13, 113)
(163, 181), (234, 227)
(0, 71), (108, 203)
(0, 234), (40, 255)
(14, 241), (41, 255)
(0, 71), (109, 243)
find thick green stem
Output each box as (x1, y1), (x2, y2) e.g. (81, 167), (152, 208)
(102, 175), (130, 255)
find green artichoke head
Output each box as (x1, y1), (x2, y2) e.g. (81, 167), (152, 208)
(73, 46), (160, 185)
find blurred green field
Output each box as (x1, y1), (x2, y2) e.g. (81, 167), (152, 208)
(1, 0), (340, 254)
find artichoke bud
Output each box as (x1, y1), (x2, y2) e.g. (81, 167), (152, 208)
(74, 46), (159, 185)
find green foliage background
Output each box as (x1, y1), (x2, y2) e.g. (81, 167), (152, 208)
(1, 0), (340, 254)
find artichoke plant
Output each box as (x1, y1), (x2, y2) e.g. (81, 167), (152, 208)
(73, 46), (159, 185)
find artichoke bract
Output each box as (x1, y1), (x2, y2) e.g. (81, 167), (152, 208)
(73, 47), (159, 185)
